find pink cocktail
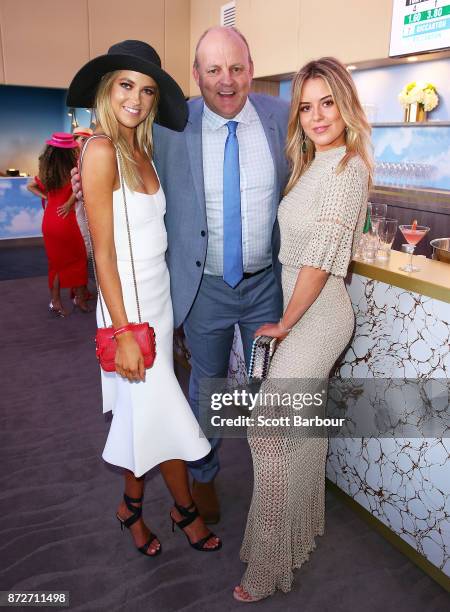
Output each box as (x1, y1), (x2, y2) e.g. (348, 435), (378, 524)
(401, 228), (428, 246)
(398, 224), (430, 272)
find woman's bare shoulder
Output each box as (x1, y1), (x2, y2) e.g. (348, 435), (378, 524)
(81, 136), (117, 182)
(82, 136), (116, 165)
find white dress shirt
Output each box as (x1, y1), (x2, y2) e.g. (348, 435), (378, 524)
(202, 98), (276, 276)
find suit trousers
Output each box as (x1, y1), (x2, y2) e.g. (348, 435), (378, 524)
(183, 267), (282, 482)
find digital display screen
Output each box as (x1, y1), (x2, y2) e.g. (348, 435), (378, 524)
(390, 0), (450, 56)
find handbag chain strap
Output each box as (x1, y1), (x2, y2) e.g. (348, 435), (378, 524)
(79, 134), (142, 327)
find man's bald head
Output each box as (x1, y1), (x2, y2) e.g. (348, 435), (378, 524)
(194, 27), (253, 69)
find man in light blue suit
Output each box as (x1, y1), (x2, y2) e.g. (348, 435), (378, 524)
(153, 27), (289, 522)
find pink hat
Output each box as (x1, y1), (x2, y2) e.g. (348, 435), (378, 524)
(45, 132), (78, 149)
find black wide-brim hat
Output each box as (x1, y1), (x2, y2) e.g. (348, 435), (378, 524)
(66, 40), (187, 132)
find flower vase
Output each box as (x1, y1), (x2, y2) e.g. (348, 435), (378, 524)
(404, 102), (427, 123)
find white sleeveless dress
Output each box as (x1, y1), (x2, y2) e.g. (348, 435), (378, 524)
(96, 152), (211, 477)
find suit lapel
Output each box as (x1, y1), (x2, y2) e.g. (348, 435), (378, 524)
(185, 99), (206, 217)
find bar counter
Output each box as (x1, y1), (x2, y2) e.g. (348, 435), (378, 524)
(327, 250), (449, 587)
(351, 249), (450, 304)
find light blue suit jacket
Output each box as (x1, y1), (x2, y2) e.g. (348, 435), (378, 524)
(153, 93), (290, 328)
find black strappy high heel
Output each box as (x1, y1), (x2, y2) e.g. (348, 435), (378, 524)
(170, 501), (222, 552)
(116, 493), (161, 557)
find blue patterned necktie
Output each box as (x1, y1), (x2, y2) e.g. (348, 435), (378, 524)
(223, 120), (243, 288)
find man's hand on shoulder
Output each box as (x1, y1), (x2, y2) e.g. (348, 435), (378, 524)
(71, 166), (83, 201)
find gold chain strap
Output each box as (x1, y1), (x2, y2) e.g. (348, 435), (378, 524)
(79, 135), (142, 327)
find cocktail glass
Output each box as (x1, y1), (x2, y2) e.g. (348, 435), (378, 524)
(398, 225), (430, 272)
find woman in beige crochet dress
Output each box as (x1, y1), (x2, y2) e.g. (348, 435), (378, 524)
(234, 57), (373, 602)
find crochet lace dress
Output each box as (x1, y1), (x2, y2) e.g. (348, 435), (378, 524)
(239, 146), (368, 598)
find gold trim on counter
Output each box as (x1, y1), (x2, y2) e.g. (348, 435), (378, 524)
(351, 250), (450, 304)
(326, 479), (450, 592)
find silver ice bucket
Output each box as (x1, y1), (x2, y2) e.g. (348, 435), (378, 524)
(430, 238), (450, 264)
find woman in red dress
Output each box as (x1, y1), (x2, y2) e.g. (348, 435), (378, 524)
(27, 133), (88, 316)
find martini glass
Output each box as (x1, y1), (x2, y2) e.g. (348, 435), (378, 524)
(398, 225), (430, 272)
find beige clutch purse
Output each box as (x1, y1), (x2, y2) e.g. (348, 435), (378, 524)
(248, 335), (278, 380)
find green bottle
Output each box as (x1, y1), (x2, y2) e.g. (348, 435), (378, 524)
(363, 207), (372, 234)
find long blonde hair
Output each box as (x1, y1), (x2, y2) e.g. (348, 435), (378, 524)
(94, 70), (160, 191)
(285, 57), (373, 195)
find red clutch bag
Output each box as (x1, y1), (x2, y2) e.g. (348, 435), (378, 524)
(95, 323), (156, 372)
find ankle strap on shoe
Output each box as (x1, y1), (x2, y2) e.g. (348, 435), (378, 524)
(174, 502), (198, 529)
(124, 493), (143, 504)
(123, 493), (143, 528)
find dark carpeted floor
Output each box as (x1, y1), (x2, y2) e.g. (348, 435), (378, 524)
(0, 245), (48, 280)
(0, 266), (448, 611)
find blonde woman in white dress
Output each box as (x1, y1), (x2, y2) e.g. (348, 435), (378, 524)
(234, 57), (372, 601)
(67, 41), (222, 557)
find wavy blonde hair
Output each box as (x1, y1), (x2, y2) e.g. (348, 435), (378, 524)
(94, 70), (160, 191)
(285, 57), (373, 195)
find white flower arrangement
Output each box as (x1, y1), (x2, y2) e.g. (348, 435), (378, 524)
(398, 81), (439, 112)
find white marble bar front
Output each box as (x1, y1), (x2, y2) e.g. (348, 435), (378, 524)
(227, 250), (450, 578)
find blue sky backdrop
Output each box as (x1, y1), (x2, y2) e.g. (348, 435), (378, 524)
(0, 178), (43, 239)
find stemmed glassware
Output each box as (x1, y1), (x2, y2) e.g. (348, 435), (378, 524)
(398, 224), (430, 272)
(373, 162), (435, 188)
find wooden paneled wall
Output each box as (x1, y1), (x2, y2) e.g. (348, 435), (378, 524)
(0, 0), (190, 94)
(0, 0), (90, 88)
